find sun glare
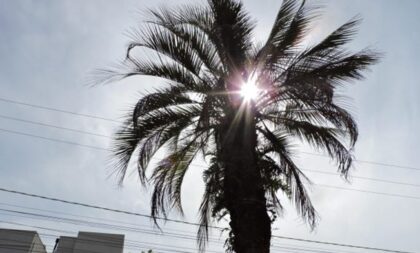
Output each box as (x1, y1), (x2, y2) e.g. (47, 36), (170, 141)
(240, 75), (259, 101)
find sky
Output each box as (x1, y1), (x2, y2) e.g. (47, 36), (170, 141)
(0, 0), (419, 252)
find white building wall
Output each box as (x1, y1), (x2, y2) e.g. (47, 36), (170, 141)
(73, 232), (124, 253)
(53, 237), (77, 253)
(29, 234), (47, 253)
(54, 232), (124, 253)
(0, 229), (47, 253)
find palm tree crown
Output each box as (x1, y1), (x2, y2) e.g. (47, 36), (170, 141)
(104, 0), (378, 251)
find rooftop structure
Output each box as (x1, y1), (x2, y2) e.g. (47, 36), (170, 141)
(0, 228), (47, 253)
(53, 232), (124, 253)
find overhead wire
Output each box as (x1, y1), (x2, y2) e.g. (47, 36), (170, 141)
(1, 126), (420, 197)
(0, 128), (419, 201)
(0, 202), (225, 243)
(304, 169), (420, 188)
(0, 114), (110, 138)
(0, 187), (415, 253)
(0, 128), (109, 151)
(0, 97), (120, 123)
(0, 119), (417, 190)
(0, 220), (387, 253)
(0, 236), (198, 253)
(0, 202), (204, 237)
(1, 96), (419, 172)
(1, 219), (226, 253)
(315, 184), (420, 200)
(1, 114), (420, 188)
(4, 202), (367, 253)
(1, 97), (420, 252)
(0, 221), (223, 253)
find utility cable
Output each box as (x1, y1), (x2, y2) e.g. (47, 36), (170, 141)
(0, 187), (415, 253)
(0, 114), (110, 138)
(0, 97), (119, 123)
(1, 96), (419, 172)
(2, 126), (420, 190)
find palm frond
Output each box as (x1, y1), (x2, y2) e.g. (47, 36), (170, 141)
(208, 0), (255, 69)
(146, 7), (223, 75)
(147, 4), (225, 73)
(132, 90), (196, 127)
(258, 126), (317, 228)
(137, 115), (197, 182)
(293, 49), (379, 84)
(256, 0), (298, 62)
(262, 0), (319, 70)
(258, 155), (289, 215)
(111, 119), (142, 185)
(150, 133), (203, 220)
(280, 119), (353, 176)
(112, 104), (202, 184)
(317, 103), (358, 146)
(261, 101), (358, 147)
(265, 0), (298, 47)
(127, 24), (204, 80)
(123, 57), (210, 93)
(305, 16), (361, 57)
(197, 158), (223, 252)
(262, 49), (379, 112)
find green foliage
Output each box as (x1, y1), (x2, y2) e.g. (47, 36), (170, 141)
(104, 0), (379, 251)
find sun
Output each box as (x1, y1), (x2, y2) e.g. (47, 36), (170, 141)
(240, 75), (259, 101)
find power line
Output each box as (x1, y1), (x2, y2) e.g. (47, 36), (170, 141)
(354, 159), (420, 172)
(1, 118), (419, 189)
(313, 184), (420, 201)
(0, 187), (201, 228)
(0, 214), (357, 253)
(272, 235), (416, 253)
(0, 212), (400, 253)
(0, 220), (224, 253)
(316, 184), (420, 200)
(1, 109), (419, 188)
(270, 244), (358, 253)
(1, 99), (418, 252)
(0, 220), (71, 234)
(1, 218), (361, 253)
(191, 163), (420, 188)
(0, 213), (412, 253)
(0, 128), (110, 151)
(2, 106), (420, 175)
(0, 114), (110, 138)
(0, 187), (415, 253)
(0, 210), (226, 251)
(5, 112), (420, 180)
(0, 230), (203, 253)
(0, 209), (217, 244)
(2, 124), (420, 184)
(1, 117), (419, 188)
(0, 97), (119, 123)
(304, 169), (420, 188)
(0, 202), (204, 239)
(0, 202), (402, 253)
(1, 128), (420, 201)
(1, 96), (419, 172)
(300, 152), (420, 172)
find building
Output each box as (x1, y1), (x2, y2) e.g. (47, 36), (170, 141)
(0, 228), (47, 253)
(53, 232), (124, 253)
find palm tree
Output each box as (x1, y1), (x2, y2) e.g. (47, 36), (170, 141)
(104, 0), (378, 252)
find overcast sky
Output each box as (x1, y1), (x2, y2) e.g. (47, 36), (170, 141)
(0, 0), (419, 252)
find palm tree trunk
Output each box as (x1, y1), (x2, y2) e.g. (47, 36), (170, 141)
(219, 107), (271, 253)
